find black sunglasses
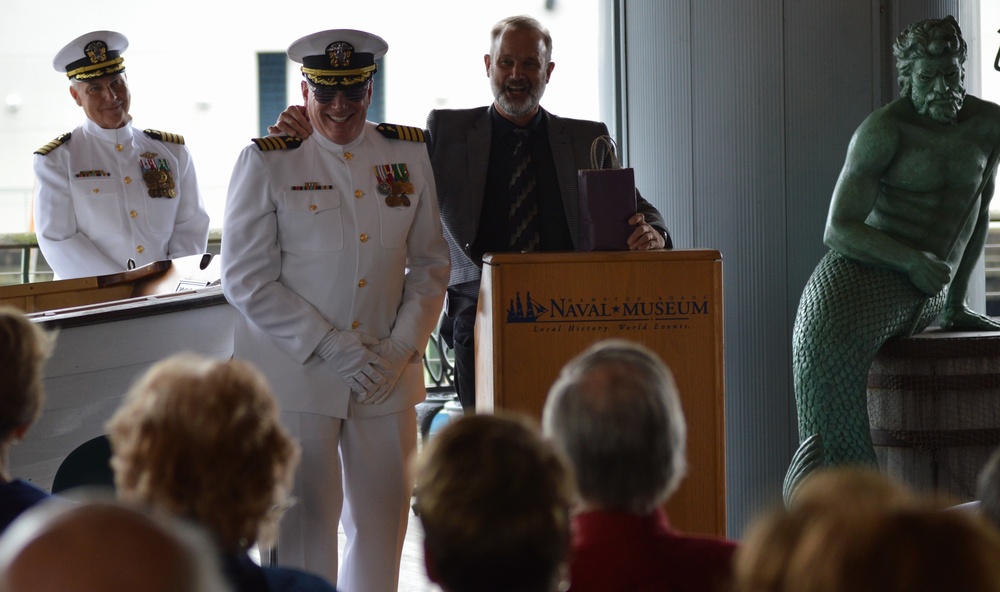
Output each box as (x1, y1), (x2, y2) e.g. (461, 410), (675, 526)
(311, 81), (371, 104)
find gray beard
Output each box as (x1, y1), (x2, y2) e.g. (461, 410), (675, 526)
(914, 90), (964, 125)
(492, 80), (544, 119)
(925, 103), (960, 125)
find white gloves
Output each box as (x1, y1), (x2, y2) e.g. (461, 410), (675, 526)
(355, 338), (418, 405)
(315, 330), (387, 396)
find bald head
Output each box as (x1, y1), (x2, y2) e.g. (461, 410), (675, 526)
(0, 500), (229, 592)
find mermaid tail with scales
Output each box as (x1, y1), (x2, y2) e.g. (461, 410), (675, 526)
(785, 251), (945, 501)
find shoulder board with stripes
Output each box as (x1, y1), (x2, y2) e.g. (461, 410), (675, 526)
(34, 132), (72, 156)
(376, 123), (426, 143)
(143, 129), (186, 144)
(251, 136), (303, 151)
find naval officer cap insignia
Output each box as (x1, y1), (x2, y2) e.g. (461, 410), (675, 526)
(288, 29), (388, 89)
(53, 30), (128, 81)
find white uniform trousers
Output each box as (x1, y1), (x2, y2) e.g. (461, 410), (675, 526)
(278, 409), (417, 592)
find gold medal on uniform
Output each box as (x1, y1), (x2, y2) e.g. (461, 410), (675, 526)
(373, 163), (413, 207)
(391, 163), (414, 197)
(139, 153), (177, 198)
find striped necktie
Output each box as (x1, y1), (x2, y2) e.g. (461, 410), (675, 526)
(508, 128), (539, 251)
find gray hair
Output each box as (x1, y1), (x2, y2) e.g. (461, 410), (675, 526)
(489, 15), (553, 64)
(542, 339), (687, 514)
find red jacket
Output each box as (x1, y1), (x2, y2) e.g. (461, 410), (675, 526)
(568, 508), (737, 592)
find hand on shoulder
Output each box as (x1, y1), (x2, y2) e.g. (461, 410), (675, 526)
(269, 105), (312, 138)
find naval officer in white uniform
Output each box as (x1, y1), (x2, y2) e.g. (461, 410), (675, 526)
(33, 30), (209, 280)
(221, 29), (449, 592)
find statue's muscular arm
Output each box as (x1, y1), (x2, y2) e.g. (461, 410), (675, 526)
(939, 97), (1000, 329)
(824, 106), (952, 296)
(942, 151), (1000, 330)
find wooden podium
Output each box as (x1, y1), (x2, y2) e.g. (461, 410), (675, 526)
(0, 254), (219, 314)
(476, 249), (725, 536)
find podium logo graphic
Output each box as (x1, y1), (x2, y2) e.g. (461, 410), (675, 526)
(507, 291), (548, 323)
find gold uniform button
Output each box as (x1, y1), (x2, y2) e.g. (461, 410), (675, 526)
(309, 204), (318, 211)
(124, 176), (132, 184)
(129, 210), (137, 218)
(359, 233), (368, 242)
(136, 245), (144, 254)
(115, 144), (123, 152)
(92, 188), (99, 193)
(344, 152), (353, 160)
(358, 279), (367, 288)
(351, 321), (360, 329)
(354, 190), (363, 199)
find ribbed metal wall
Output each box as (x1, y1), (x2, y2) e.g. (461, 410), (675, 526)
(608, 0), (980, 538)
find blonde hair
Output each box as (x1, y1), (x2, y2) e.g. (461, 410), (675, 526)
(735, 468), (1000, 592)
(107, 353), (298, 552)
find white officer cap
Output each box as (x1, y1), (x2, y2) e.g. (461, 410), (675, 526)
(53, 30), (128, 81)
(288, 29), (388, 87)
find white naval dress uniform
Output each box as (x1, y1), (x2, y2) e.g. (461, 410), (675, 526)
(221, 121), (450, 591)
(32, 118), (210, 280)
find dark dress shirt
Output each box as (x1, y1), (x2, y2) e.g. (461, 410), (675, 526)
(472, 107), (574, 265)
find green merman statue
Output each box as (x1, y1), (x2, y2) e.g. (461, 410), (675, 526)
(786, 15), (1000, 503)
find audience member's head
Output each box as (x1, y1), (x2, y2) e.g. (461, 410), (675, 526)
(107, 353), (299, 553)
(736, 468), (916, 592)
(788, 466), (921, 516)
(0, 306), (54, 464)
(542, 339), (686, 513)
(977, 446), (1000, 530)
(414, 414), (573, 592)
(0, 497), (231, 592)
(735, 468), (1000, 592)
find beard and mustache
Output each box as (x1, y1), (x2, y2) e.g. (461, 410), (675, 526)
(491, 75), (547, 119)
(912, 86), (965, 125)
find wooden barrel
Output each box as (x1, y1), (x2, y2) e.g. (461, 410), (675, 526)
(867, 331), (1000, 501)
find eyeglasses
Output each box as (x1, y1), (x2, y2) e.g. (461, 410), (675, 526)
(311, 81), (370, 104)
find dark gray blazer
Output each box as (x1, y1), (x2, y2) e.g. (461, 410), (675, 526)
(426, 106), (668, 288)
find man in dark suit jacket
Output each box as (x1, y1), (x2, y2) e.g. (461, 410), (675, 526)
(270, 15), (671, 412)
(429, 15), (670, 411)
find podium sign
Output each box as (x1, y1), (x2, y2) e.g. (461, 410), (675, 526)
(477, 249), (725, 536)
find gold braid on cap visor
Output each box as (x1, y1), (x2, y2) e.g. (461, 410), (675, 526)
(66, 57), (126, 80)
(301, 64), (375, 86)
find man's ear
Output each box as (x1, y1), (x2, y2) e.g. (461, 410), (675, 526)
(484, 54), (492, 77)
(69, 85), (83, 107)
(545, 61), (555, 83)
(300, 80), (309, 104)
